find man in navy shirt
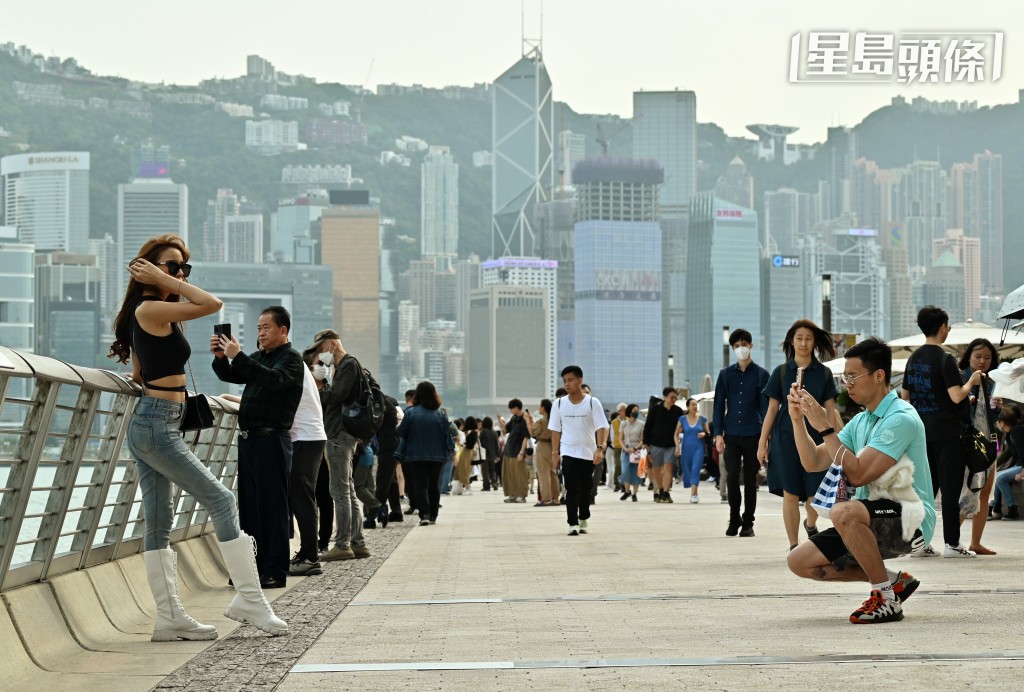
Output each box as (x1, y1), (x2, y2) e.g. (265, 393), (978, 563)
(714, 328), (769, 537)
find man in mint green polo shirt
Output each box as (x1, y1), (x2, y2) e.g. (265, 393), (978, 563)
(786, 337), (935, 624)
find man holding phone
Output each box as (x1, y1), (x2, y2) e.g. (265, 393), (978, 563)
(211, 307), (304, 588)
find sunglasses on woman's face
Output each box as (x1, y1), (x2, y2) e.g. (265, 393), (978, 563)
(156, 260), (192, 277)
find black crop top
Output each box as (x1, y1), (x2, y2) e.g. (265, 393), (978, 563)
(131, 296), (190, 384)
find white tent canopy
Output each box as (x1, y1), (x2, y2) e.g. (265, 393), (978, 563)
(886, 321), (1024, 360)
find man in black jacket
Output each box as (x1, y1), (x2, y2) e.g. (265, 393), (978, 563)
(212, 306), (304, 588)
(310, 328), (371, 561)
(643, 387), (682, 503)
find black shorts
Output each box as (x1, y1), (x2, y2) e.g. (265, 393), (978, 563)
(809, 499), (924, 570)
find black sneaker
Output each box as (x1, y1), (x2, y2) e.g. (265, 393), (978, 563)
(663, 491), (673, 504)
(363, 516), (376, 529)
(726, 521), (740, 537)
(739, 525), (755, 537)
(289, 555), (323, 576)
(620, 491), (631, 501)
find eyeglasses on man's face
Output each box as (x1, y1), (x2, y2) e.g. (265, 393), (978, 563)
(156, 260), (192, 278)
(840, 370), (875, 386)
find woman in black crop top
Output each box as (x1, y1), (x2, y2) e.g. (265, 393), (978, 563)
(109, 234), (287, 640)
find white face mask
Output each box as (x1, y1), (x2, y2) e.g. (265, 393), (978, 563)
(734, 346), (751, 361)
(312, 364), (329, 380)
(319, 351), (334, 367)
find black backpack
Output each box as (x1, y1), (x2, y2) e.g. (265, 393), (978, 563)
(341, 357), (387, 443)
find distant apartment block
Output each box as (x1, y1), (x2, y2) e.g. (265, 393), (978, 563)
(380, 151), (411, 167)
(396, 136), (429, 153)
(304, 119), (368, 146)
(245, 120), (301, 155)
(260, 94), (309, 111)
(472, 150), (493, 167)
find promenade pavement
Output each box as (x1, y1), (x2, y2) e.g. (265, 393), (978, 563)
(273, 482), (1024, 691)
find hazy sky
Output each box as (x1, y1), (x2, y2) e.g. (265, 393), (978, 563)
(4, 1), (1018, 143)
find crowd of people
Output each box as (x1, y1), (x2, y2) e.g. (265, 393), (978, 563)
(114, 234), (1024, 634)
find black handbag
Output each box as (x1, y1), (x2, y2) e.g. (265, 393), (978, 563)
(180, 362), (215, 432)
(964, 425), (993, 473)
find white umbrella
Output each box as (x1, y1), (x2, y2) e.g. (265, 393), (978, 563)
(821, 357), (909, 389)
(886, 321), (1024, 360)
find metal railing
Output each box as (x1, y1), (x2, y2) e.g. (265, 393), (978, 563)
(0, 346), (240, 592)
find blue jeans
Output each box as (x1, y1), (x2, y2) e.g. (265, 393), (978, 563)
(127, 396), (239, 551)
(992, 465), (1023, 510)
(440, 455), (455, 494)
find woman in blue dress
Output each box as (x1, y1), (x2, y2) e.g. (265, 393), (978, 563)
(673, 398), (710, 503)
(757, 320), (838, 550)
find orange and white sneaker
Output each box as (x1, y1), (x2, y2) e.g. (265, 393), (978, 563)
(850, 590), (904, 624)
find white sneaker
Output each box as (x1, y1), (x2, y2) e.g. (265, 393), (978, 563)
(579, 520), (589, 534)
(567, 525), (579, 536)
(910, 543), (939, 558)
(943, 544), (976, 558)
(690, 495), (699, 504)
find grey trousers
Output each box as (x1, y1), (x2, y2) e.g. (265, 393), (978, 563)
(326, 430), (365, 549)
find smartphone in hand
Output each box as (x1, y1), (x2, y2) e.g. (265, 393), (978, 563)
(213, 323), (232, 352)
(795, 367), (805, 390)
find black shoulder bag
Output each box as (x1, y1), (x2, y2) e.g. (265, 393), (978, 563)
(180, 361), (215, 432)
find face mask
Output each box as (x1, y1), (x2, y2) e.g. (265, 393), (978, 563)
(629, 411), (639, 419)
(312, 364), (329, 380)
(319, 351), (334, 367)
(734, 346), (751, 361)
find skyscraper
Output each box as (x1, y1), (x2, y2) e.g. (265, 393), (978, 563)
(822, 126), (856, 220)
(492, 45), (554, 258)
(34, 252), (101, 367)
(973, 151), (1003, 294)
(481, 258), (557, 395)
(686, 195), (762, 385)
(88, 234), (119, 322)
(573, 159), (663, 404)
(933, 228), (981, 321)
(890, 161), (948, 272)
(421, 146), (459, 257)
(632, 91), (697, 210)
(224, 214), (264, 264)
(203, 189), (240, 263)
(320, 203), (380, 373)
(714, 157), (755, 210)
(467, 284), (548, 409)
(535, 197), (577, 367)
(557, 130), (586, 187)
(1, 152), (90, 252)
(117, 178), (188, 296)
(764, 188), (799, 253)
(632, 90), (697, 380)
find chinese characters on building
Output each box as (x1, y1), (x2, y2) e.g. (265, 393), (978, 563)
(789, 32), (1003, 84)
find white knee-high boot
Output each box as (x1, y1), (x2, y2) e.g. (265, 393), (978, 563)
(144, 548), (218, 642)
(218, 533), (288, 636)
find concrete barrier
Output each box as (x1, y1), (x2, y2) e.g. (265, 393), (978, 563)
(85, 561), (155, 635)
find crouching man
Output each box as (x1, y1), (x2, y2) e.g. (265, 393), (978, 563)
(786, 337), (936, 624)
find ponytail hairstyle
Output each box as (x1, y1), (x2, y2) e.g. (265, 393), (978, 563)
(781, 319), (836, 363)
(108, 234), (190, 364)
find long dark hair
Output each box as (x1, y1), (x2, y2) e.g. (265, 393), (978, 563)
(108, 234), (190, 364)
(412, 381), (442, 410)
(958, 338), (998, 372)
(781, 319), (836, 362)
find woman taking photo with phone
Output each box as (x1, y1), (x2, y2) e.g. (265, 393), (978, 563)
(109, 234), (287, 640)
(757, 319), (838, 551)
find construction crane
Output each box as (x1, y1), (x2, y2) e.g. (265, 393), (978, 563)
(595, 119), (631, 157)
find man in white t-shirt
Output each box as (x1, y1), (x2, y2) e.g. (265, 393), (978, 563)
(549, 365), (610, 536)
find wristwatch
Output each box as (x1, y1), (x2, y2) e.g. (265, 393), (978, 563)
(818, 427), (836, 437)
(596, 444), (606, 450)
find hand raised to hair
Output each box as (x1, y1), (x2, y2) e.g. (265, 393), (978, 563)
(128, 258), (173, 287)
